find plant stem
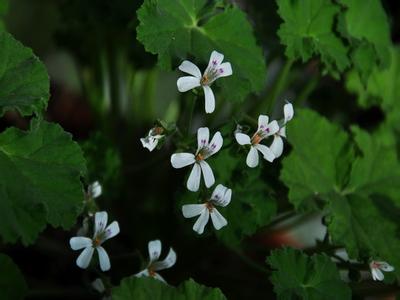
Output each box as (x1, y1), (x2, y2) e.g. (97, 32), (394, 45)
(186, 95), (196, 135)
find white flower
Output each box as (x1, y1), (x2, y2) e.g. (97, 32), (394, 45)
(171, 127), (223, 192)
(235, 115), (279, 168)
(140, 126), (165, 152)
(369, 260), (394, 281)
(182, 184), (232, 234)
(177, 50), (232, 113)
(270, 102), (294, 158)
(135, 240), (177, 283)
(88, 181), (102, 199)
(69, 211), (120, 271)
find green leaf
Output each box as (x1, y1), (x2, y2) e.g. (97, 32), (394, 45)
(112, 276), (226, 300)
(0, 31), (49, 117)
(277, 0), (350, 75)
(0, 119), (86, 245)
(267, 248), (351, 300)
(280, 109), (350, 209)
(0, 0), (8, 30)
(0, 253), (28, 300)
(136, 0), (266, 101)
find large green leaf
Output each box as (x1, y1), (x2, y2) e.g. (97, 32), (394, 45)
(277, 0), (349, 75)
(136, 0), (266, 101)
(280, 109), (350, 209)
(0, 119), (86, 245)
(112, 276), (226, 300)
(267, 248), (351, 300)
(0, 31), (49, 117)
(0, 253), (28, 300)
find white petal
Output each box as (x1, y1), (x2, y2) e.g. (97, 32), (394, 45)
(211, 184), (231, 207)
(203, 85), (215, 114)
(89, 181), (102, 198)
(103, 221), (120, 241)
(197, 127), (210, 150)
(255, 144), (275, 162)
(378, 261), (395, 272)
(246, 146), (259, 168)
(141, 137), (158, 152)
(220, 188), (232, 207)
(284, 102), (294, 123)
(182, 204), (206, 218)
(216, 62), (232, 78)
(206, 131), (223, 157)
(192, 209), (210, 234)
(178, 60), (202, 78)
(258, 115), (269, 130)
(70, 237), (92, 250)
(208, 50), (224, 68)
(278, 126), (286, 138)
(187, 163), (202, 192)
(200, 161), (215, 188)
(97, 246), (111, 271)
(153, 248), (177, 271)
(235, 133), (251, 145)
(371, 268), (384, 281)
(171, 153), (195, 168)
(148, 240), (162, 262)
(210, 208), (228, 230)
(76, 246), (94, 269)
(135, 269), (149, 278)
(265, 120), (280, 136)
(92, 278), (106, 293)
(270, 135), (284, 158)
(95, 211), (108, 234)
(177, 76), (200, 92)
(153, 273), (167, 283)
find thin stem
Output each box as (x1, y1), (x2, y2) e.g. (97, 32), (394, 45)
(186, 95), (196, 136)
(296, 75), (319, 106)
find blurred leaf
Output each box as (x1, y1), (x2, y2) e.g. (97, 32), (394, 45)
(0, 31), (49, 117)
(267, 248), (351, 300)
(277, 0), (349, 76)
(280, 109), (350, 209)
(0, 0), (8, 30)
(0, 119), (86, 245)
(0, 254), (28, 300)
(112, 276), (226, 300)
(136, 0), (266, 101)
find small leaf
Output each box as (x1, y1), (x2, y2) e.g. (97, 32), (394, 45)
(0, 253), (28, 300)
(267, 248), (351, 300)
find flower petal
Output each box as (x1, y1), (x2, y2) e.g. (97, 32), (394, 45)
(153, 273), (167, 283)
(206, 131), (223, 157)
(97, 246), (111, 271)
(192, 209), (210, 234)
(171, 153), (195, 169)
(148, 240), (162, 262)
(182, 204), (206, 218)
(211, 184), (232, 207)
(270, 135), (284, 158)
(371, 268), (384, 281)
(76, 246), (94, 269)
(210, 208), (228, 230)
(141, 137), (158, 152)
(378, 261), (395, 272)
(216, 62), (232, 78)
(255, 144), (275, 162)
(88, 181), (102, 198)
(187, 163), (201, 192)
(200, 161), (215, 188)
(70, 237), (92, 250)
(235, 133), (251, 145)
(265, 120), (280, 136)
(153, 247), (177, 271)
(178, 60), (202, 78)
(278, 126), (286, 138)
(208, 50), (224, 68)
(203, 85), (215, 114)
(92, 278), (106, 293)
(177, 76), (201, 92)
(135, 269), (149, 278)
(284, 102), (294, 124)
(95, 211), (108, 235)
(246, 146), (259, 168)
(258, 115), (269, 130)
(104, 221), (120, 241)
(197, 127), (210, 150)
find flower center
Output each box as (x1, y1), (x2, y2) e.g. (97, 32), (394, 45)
(152, 126), (164, 136)
(93, 236), (102, 247)
(148, 266), (156, 277)
(205, 201), (214, 212)
(251, 133), (262, 145)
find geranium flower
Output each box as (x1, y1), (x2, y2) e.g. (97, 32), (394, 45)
(270, 102), (294, 158)
(177, 51), (232, 113)
(171, 127), (223, 192)
(135, 240), (177, 283)
(69, 211), (120, 271)
(182, 184), (232, 234)
(369, 260), (394, 281)
(140, 126), (165, 152)
(235, 115), (279, 168)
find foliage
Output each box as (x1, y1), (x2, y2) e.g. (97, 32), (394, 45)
(0, 254), (27, 300)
